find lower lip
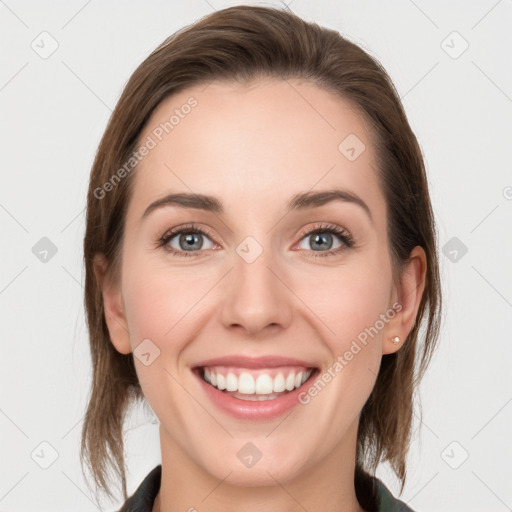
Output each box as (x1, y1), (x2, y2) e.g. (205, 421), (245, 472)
(193, 368), (318, 421)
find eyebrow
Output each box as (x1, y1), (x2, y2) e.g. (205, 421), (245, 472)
(141, 189), (373, 223)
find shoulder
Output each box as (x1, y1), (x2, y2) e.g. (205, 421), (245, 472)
(371, 476), (417, 512)
(116, 464), (416, 512)
(355, 466), (417, 512)
(117, 465), (161, 512)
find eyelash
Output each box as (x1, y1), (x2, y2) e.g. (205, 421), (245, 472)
(156, 222), (355, 259)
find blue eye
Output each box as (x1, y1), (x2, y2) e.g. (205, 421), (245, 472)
(296, 222), (355, 258)
(157, 222), (354, 258)
(157, 223), (216, 257)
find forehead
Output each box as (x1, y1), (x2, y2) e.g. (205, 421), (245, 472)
(128, 78), (384, 224)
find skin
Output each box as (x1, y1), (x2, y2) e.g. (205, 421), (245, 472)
(94, 78), (426, 512)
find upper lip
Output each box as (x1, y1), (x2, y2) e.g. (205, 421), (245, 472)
(193, 355), (317, 369)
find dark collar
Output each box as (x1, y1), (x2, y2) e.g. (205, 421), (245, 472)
(118, 464), (415, 512)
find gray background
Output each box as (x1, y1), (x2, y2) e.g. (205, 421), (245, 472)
(1, 1), (511, 511)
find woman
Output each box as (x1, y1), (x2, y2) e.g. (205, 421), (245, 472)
(81, 5), (441, 511)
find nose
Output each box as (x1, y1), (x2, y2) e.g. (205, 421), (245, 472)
(220, 243), (293, 337)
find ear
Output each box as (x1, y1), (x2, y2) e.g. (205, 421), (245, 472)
(382, 245), (427, 355)
(93, 253), (132, 354)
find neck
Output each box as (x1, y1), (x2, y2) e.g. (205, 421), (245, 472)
(153, 422), (367, 512)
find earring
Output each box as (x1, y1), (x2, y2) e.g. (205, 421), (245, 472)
(391, 336), (400, 344)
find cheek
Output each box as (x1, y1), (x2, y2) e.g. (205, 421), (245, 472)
(120, 256), (205, 416)
(295, 261), (392, 347)
(121, 254), (205, 351)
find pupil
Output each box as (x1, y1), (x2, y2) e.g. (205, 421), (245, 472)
(176, 232), (334, 252)
(312, 233), (332, 251)
(181, 233), (202, 250)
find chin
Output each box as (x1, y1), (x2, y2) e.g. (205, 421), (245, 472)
(211, 461), (300, 488)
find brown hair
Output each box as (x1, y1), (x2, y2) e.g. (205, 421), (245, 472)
(81, 4), (442, 504)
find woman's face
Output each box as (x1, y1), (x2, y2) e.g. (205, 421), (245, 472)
(97, 78), (424, 485)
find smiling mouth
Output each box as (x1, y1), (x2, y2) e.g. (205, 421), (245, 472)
(194, 366), (318, 401)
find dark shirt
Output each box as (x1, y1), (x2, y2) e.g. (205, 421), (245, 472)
(118, 464), (416, 512)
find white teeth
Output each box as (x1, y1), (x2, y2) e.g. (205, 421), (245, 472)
(273, 373), (286, 392)
(285, 373), (295, 391)
(226, 372), (237, 392)
(255, 374), (273, 394)
(216, 373), (226, 390)
(202, 368), (314, 395)
(238, 372), (255, 394)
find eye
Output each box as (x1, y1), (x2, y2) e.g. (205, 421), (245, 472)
(156, 223), (217, 257)
(296, 222), (355, 258)
(156, 221), (355, 258)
